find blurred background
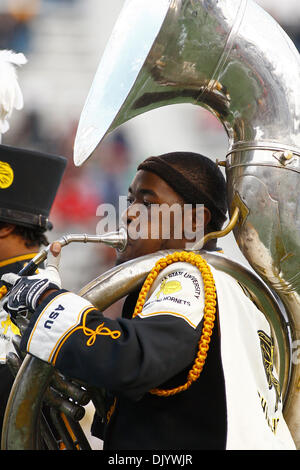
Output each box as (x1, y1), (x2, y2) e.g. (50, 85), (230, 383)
(1, 0), (300, 294)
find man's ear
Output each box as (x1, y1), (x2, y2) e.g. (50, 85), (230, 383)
(182, 205), (211, 243)
(203, 207), (211, 230)
(0, 224), (16, 238)
(187, 206), (211, 233)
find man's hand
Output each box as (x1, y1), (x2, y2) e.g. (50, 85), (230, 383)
(1, 242), (62, 318)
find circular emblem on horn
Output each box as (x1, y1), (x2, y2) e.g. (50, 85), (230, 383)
(0, 161), (14, 189)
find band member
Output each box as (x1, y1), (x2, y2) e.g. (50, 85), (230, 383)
(2, 151), (296, 449)
(0, 144), (66, 432)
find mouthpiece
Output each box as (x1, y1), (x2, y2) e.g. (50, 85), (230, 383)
(19, 227), (128, 276)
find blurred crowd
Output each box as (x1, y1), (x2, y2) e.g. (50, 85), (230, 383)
(255, 0), (300, 51)
(1, 0), (299, 55)
(0, 1), (80, 53)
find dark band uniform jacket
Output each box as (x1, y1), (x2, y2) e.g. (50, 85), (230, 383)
(0, 144), (66, 431)
(0, 253), (41, 427)
(21, 256), (296, 450)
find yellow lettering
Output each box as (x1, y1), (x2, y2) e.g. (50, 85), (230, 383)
(258, 391), (280, 435)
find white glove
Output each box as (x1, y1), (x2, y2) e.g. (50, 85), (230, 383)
(1, 242), (62, 317)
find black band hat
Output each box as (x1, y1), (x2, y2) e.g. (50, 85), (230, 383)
(0, 144), (67, 231)
(137, 152), (227, 229)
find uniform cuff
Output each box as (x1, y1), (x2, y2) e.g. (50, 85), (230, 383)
(21, 290), (96, 364)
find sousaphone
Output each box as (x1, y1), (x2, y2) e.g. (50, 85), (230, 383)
(2, 0), (300, 449)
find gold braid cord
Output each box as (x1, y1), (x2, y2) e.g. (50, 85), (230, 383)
(132, 251), (217, 397)
(0, 285), (7, 300)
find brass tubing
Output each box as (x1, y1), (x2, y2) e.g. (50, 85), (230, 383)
(51, 373), (91, 407)
(192, 207), (240, 250)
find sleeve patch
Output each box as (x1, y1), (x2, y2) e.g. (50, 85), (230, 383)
(136, 263), (205, 329)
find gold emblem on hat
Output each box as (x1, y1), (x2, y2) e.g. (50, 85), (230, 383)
(0, 161), (14, 189)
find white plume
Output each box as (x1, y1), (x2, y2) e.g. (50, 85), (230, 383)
(0, 50), (27, 139)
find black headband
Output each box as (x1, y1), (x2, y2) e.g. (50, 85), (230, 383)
(137, 156), (227, 224)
